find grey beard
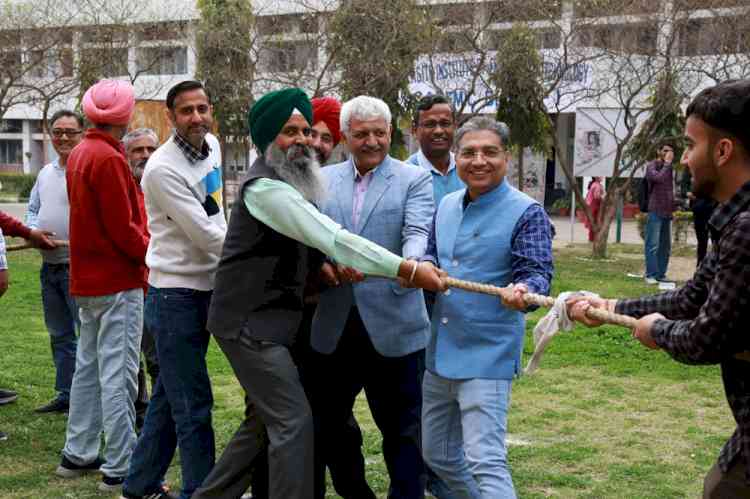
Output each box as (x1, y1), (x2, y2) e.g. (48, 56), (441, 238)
(265, 143), (326, 205)
(130, 159), (146, 184)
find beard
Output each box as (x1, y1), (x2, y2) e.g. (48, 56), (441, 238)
(265, 143), (326, 205)
(130, 159), (146, 184)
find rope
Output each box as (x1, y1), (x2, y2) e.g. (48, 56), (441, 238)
(443, 276), (637, 328)
(441, 276), (750, 361)
(6, 239), (69, 252)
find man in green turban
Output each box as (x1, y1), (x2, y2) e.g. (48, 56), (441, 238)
(193, 89), (445, 499)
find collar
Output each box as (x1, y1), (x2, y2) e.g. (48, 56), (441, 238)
(84, 128), (126, 156)
(174, 132), (210, 164)
(417, 150), (455, 176)
(462, 178), (509, 209)
(709, 180), (750, 234)
(351, 157), (381, 180)
(50, 159), (63, 171)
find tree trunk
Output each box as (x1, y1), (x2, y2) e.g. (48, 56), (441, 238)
(590, 190), (619, 259)
(517, 146), (524, 191)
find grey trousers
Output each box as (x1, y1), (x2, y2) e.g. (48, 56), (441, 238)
(703, 459), (750, 498)
(193, 332), (313, 499)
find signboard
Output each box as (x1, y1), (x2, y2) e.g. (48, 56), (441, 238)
(408, 49), (594, 114)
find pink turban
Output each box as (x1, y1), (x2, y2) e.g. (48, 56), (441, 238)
(82, 80), (135, 126)
(312, 97), (342, 145)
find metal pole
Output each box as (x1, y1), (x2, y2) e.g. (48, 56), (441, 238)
(615, 193), (623, 243)
(569, 181), (576, 244)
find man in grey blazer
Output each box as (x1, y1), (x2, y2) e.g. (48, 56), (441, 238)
(309, 95), (434, 498)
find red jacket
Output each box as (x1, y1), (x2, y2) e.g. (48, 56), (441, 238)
(0, 211), (31, 239)
(66, 129), (149, 296)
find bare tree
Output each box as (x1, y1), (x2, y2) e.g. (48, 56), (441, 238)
(196, 0), (255, 210)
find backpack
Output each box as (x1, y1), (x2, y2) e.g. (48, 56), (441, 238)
(638, 177), (650, 213)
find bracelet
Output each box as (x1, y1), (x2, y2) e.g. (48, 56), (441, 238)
(409, 261), (419, 283)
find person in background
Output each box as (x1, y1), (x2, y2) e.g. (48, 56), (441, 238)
(584, 177), (603, 243)
(25, 109), (84, 414)
(122, 127), (160, 431)
(56, 79), (148, 493)
(643, 143), (675, 284)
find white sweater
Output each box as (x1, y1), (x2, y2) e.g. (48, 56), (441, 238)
(142, 133), (227, 291)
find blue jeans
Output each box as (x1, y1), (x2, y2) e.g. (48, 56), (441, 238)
(124, 287), (215, 499)
(40, 263), (79, 402)
(62, 288), (143, 478)
(422, 370), (516, 499)
(644, 212), (672, 280)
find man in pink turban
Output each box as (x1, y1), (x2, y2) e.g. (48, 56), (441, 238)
(311, 97), (342, 164)
(56, 79), (149, 494)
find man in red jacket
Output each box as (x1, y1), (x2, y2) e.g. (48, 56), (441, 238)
(55, 80), (149, 494)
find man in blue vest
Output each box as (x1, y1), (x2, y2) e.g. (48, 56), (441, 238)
(420, 116), (554, 498)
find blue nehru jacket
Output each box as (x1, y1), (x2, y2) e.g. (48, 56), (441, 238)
(430, 179), (535, 380)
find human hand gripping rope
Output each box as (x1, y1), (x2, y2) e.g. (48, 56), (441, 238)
(439, 276), (750, 370)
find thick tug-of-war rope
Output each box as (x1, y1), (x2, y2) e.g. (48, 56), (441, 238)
(442, 276), (750, 362)
(6, 239), (69, 252)
(442, 276), (637, 328)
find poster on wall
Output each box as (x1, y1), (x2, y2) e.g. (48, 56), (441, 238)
(573, 107), (650, 178)
(505, 148), (547, 205)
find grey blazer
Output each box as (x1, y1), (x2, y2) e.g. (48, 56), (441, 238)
(311, 155), (434, 357)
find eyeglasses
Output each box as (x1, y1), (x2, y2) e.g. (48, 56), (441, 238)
(457, 147), (505, 161)
(51, 129), (83, 138)
(418, 120), (454, 130)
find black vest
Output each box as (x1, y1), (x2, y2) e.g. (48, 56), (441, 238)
(207, 157), (322, 345)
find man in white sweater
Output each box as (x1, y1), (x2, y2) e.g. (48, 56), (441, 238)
(122, 80), (226, 499)
(25, 109), (84, 414)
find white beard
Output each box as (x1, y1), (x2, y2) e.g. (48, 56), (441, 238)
(265, 143), (327, 205)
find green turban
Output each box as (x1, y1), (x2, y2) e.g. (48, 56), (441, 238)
(248, 88), (313, 154)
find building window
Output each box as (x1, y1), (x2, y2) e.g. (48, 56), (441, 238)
(257, 13), (318, 36)
(0, 140), (24, 165)
(136, 22), (188, 42)
(29, 49), (74, 78)
(429, 3), (475, 26)
(261, 41), (317, 73)
(575, 0), (659, 17)
(81, 48), (129, 76)
(485, 1), (563, 22)
(137, 46), (188, 75)
(677, 18), (750, 56)
(0, 120), (23, 133)
(577, 23), (657, 54)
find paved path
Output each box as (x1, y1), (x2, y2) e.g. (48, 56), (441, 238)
(549, 215), (697, 248)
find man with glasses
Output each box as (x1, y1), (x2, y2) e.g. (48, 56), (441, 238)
(407, 95), (464, 208)
(25, 110), (84, 414)
(420, 116), (553, 498)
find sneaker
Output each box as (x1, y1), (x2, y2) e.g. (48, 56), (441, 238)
(644, 277), (658, 284)
(34, 398), (69, 414)
(0, 431), (7, 441)
(100, 474), (124, 492)
(55, 455), (104, 478)
(0, 388), (18, 405)
(120, 486), (178, 499)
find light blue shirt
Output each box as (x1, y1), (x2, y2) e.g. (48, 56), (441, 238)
(26, 160), (70, 263)
(244, 178), (402, 278)
(406, 150), (464, 208)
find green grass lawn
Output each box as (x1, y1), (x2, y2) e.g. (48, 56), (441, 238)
(0, 244), (734, 498)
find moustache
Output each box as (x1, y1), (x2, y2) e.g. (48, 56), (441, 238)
(287, 143), (313, 162)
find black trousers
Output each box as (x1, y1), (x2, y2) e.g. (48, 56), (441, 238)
(193, 332), (313, 499)
(308, 307), (427, 499)
(296, 303), (370, 499)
